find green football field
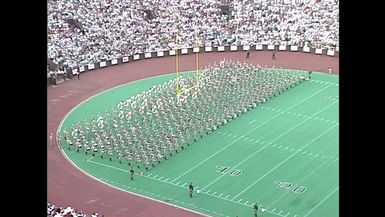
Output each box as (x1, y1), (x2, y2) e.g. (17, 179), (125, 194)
(59, 70), (339, 217)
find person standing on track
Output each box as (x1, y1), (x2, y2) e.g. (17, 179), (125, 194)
(272, 50), (276, 60)
(50, 133), (53, 147)
(189, 182), (194, 198)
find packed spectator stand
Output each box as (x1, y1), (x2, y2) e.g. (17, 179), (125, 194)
(48, 0), (339, 71)
(47, 202), (103, 217)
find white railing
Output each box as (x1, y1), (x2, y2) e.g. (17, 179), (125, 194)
(70, 45), (338, 75)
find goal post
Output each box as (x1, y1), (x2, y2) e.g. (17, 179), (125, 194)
(175, 29), (201, 96)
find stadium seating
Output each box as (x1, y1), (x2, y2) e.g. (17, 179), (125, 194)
(48, 0), (339, 69)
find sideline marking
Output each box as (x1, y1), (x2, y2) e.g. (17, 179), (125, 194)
(87, 159), (290, 217)
(59, 149), (211, 217)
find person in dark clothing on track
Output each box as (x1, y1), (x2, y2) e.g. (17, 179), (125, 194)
(130, 168), (134, 180)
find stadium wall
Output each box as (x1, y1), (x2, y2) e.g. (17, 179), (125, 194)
(69, 45), (339, 76)
(48, 45), (338, 86)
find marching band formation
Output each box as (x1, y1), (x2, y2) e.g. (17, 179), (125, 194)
(62, 60), (309, 173)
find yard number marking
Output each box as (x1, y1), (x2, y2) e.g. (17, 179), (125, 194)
(216, 165), (242, 176)
(274, 181), (306, 194)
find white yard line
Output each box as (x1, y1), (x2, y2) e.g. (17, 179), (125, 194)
(249, 119), (257, 124)
(260, 106), (338, 124)
(303, 186), (339, 217)
(310, 79), (339, 86)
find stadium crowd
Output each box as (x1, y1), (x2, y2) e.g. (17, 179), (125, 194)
(48, 0), (339, 69)
(47, 202), (103, 217)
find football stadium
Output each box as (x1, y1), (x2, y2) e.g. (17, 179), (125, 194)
(47, 0), (339, 216)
